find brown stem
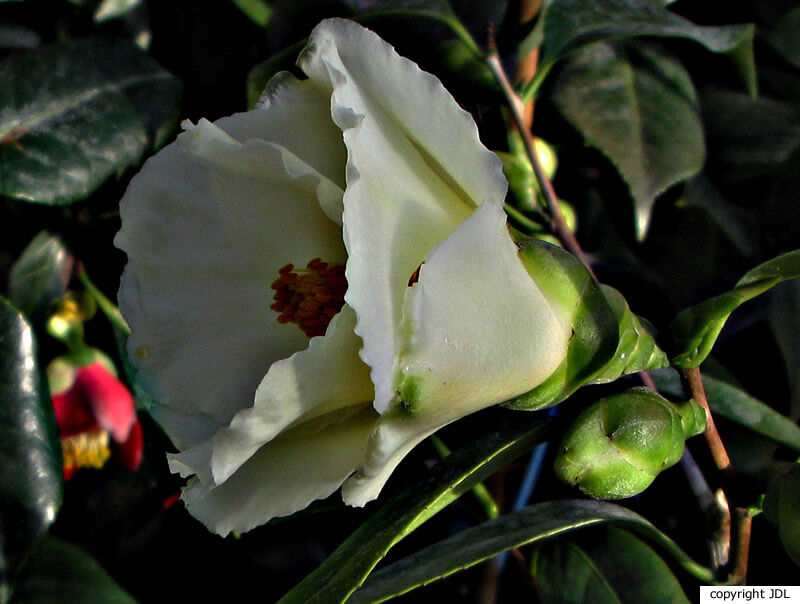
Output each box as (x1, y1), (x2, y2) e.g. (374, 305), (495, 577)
(730, 509), (753, 585)
(684, 367), (732, 473)
(514, 0), (542, 128)
(486, 51), (596, 278)
(683, 367), (754, 582)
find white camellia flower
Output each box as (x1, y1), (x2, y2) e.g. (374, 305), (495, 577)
(116, 18), (574, 536)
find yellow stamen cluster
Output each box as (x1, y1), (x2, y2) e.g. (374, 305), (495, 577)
(62, 429), (111, 472)
(270, 258), (347, 338)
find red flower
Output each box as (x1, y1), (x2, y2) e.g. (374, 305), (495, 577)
(49, 355), (143, 479)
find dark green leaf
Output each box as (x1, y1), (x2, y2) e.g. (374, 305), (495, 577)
(530, 526), (689, 604)
(247, 47), (304, 110)
(538, 0), (755, 94)
(764, 464), (800, 566)
(0, 24), (40, 50)
(551, 42), (704, 238)
(0, 37), (180, 205)
(349, 0), (480, 57)
(764, 6), (800, 70)
(8, 232), (73, 325)
(11, 537), (136, 604)
(650, 370), (800, 452)
(343, 0), (455, 16)
(349, 500), (711, 602)
(702, 91), (800, 182)
(279, 419), (553, 603)
(0, 298), (62, 603)
(668, 249), (800, 368)
(678, 176), (756, 257)
(768, 280), (800, 420)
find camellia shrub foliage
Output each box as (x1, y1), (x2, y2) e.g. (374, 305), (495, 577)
(2, 0), (800, 601)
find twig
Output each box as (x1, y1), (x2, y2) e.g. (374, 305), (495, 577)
(683, 367), (754, 583)
(731, 509), (752, 585)
(683, 367), (732, 473)
(514, 0), (542, 128)
(485, 49), (596, 278)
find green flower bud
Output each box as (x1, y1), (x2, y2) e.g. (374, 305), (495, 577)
(554, 388), (706, 499)
(501, 132), (558, 211)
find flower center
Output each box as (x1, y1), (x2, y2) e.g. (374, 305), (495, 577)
(270, 258), (347, 338)
(61, 428), (111, 474)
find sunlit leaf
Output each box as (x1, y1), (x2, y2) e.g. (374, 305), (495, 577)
(0, 37), (180, 205)
(668, 249), (800, 368)
(279, 419), (553, 603)
(8, 232), (73, 325)
(349, 500), (711, 602)
(0, 298), (62, 602)
(11, 537), (136, 603)
(650, 370), (800, 453)
(531, 526), (689, 603)
(232, 0), (272, 27)
(93, 0), (141, 22)
(551, 42), (704, 238)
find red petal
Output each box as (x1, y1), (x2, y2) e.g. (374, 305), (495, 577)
(63, 465), (78, 481)
(76, 362), (136, 443)
(52, 389), (96, 437)
(114, 419), (143, 471)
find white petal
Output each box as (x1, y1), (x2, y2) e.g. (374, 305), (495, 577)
(116, 78), (347, 450)
(343, 203), (572, 505)
(169, 304), (374, 487)
(181, 405), (378, 536)
(299, 19), (508, 413)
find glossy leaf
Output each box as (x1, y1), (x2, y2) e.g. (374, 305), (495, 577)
(650, 370), (800, 453)
(668, 249), (800, 368)
(0, 37), (180, 205)
(530, 526), (689, 604)
(0, 298), (62, 602)
(11, 537), (136, 603)
(551, 42), (704, 238)
(349, 500), (712, 602)
(537, 0), (755, 95)
(764, 464), (800, 566)
(8, 232), (73, 325)
(279, 419), (553, 603)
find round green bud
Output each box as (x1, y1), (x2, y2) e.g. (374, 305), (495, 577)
(554, 388), (705, 499)
(533, 137), (558, 181)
